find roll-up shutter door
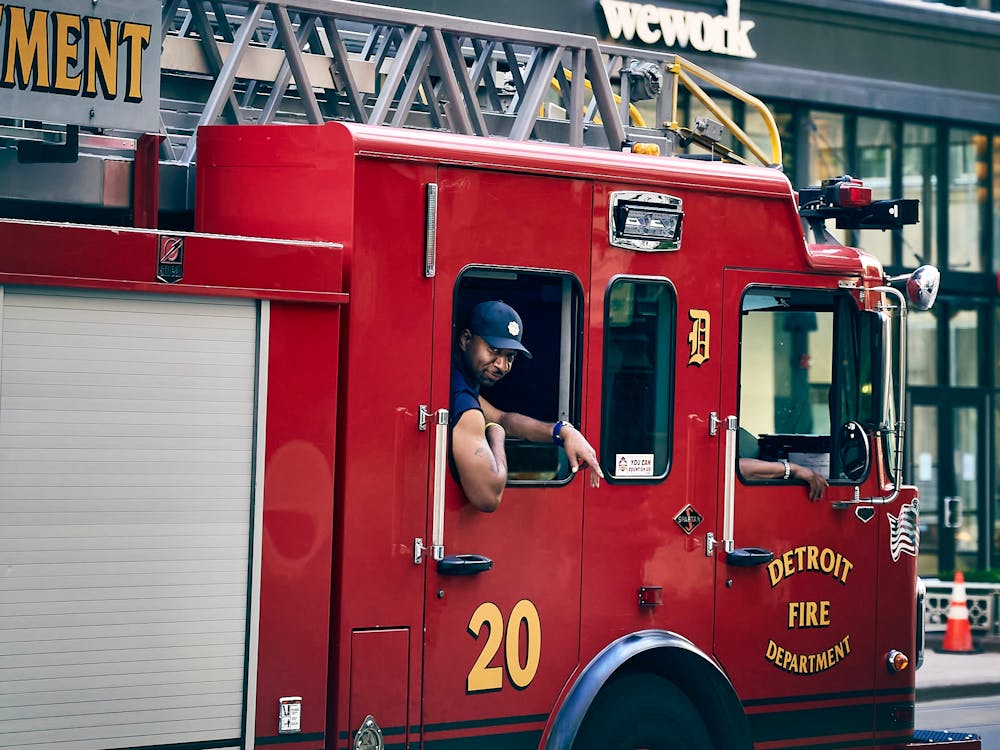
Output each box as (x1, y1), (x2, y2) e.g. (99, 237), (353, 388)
(0, 287), (257, 750)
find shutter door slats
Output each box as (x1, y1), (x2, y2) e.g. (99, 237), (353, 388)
(0, 288), (256, 750)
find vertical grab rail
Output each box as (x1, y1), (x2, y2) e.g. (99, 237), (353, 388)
(722, 415), (737, 554)
(431, 408), (449, 561)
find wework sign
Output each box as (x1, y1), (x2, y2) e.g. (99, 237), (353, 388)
(598, 0), (756, 58)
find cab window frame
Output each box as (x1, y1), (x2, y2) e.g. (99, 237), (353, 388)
(737, 284), (880, 487)
(453, 266), (584, 487)
(600, 274), (676, 483)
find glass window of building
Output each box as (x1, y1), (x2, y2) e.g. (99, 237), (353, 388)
(911, 404), (939, 577)
(744, 101), (794, 174)
(947, 128), (987, 273)
(806, 110), (847, 183)
(953, 405), (980, 571)
(806, 111), (848, 244)
(902, 123), (938, 269)
(994, 398), (999, 569)
(993, 135), (1000, 274)
(907, 307), (938, 386)
(856, 117), (895, 267)
(948, 306), (980, 387)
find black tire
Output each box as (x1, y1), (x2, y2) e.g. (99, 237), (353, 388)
(572, 672), (713, 750)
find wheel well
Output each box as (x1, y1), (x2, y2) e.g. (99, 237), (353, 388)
(545, 631), (752, 750)
(620, 648), (752, 750)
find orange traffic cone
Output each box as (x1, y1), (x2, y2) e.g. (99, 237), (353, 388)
(940, 571), (975, 653)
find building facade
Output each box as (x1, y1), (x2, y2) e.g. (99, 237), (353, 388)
(382, 0), (1000, 577)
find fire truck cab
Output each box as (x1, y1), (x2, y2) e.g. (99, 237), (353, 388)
(0, 2), (979, 750)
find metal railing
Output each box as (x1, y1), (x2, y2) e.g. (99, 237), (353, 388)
(923, 579), (1000, 638)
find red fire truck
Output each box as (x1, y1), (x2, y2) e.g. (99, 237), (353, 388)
(0, 2), (980, 749)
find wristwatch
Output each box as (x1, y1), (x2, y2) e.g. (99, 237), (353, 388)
(553, 420), (570, 445)
(781, 458), (791, 480)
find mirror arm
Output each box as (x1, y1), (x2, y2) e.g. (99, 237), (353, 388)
(864, 285), (907, 505)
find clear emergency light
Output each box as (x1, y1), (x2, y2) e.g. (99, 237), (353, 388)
(609, 191), (684, 251)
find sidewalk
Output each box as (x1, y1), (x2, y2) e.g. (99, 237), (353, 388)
(916, 646), (1000, 701)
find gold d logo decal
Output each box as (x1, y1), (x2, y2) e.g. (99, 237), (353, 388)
(687, 309), (710, 366)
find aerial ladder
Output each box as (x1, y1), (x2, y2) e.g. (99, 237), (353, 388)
(0, 0), (782, 225)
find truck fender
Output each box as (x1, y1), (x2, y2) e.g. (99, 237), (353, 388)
(544, 629), (752, 750)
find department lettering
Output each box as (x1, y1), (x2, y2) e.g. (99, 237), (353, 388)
(0, 4), (151, 102)
(598, 0), (756, 58)
(765, 635), (851, 675)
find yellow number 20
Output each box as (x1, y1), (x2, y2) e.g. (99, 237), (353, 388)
(467, 599), (541, 692)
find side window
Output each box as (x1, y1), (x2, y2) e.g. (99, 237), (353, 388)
(601, 277), (675, 481)
(454, 268), (583, 484)
(738, 287), (879, 484)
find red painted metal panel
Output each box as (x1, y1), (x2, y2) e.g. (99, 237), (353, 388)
(326, 157), (436, 746)
(255, 302), (342, 744)
(348, 629), (410, 745)
(0, 220), (344, 302)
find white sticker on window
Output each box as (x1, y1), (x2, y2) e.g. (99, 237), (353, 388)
(615, 453), (654, 477)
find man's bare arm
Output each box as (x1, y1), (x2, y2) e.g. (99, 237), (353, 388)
(481, 397), (604, 487)
(739, 458), (828, 501)
(452, 409), (507, 512)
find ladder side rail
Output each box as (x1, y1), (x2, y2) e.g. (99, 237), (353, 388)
(390, 43), (434, 129)
(584, 46), (627, 149)
(567, 48), (586, 148)
(268, 7), (323, 124)
(187, 0), (247, 126)
(425, 28), (476, 136)
(441, 33), (490, 138)
(501, 43), (526, 99)
(369, 25), (423, 127)
(509, 46), (563, 143)
(163, 0), (185, 43)
(181, 2), (267, 164)
(210, 1), (237, 42)
(419, 68), (446, 130)
(240, 7), (292, 110)
(321, 16), (369, 124)
(469, 39), (503, 113)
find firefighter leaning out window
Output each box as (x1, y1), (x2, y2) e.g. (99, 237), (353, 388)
(449, 298), (603, 512)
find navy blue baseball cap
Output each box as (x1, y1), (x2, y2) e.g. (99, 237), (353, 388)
(469, 301), (532, 359)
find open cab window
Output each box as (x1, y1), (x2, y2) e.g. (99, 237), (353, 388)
(600, 277), (676, 482)
(454, 268), (583, 484)
(738, 287), (885, 485)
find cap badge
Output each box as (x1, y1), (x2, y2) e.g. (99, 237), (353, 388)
(508, 321), (520, 336)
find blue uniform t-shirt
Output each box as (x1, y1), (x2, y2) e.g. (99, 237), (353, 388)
(450, 362), (482, 427)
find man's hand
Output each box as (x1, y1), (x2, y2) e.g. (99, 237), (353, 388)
(790, 463), (828, 501)
(560, 425), (604, 487)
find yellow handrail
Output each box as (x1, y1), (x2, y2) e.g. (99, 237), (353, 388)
(666, 55), (781, 167)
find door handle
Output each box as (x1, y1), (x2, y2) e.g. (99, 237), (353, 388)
(437, 554), (494, 575)
(726, 547), (775, 567)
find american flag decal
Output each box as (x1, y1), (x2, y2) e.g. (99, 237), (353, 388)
(888, 502), (919, 562)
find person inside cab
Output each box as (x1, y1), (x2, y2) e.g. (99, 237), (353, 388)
(450, 300), (603, 512)
(737, 427), (828, 501)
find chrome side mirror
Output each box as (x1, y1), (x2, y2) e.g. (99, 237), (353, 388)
(905, 265), (940, 311)
(839, 421), (871, 482)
